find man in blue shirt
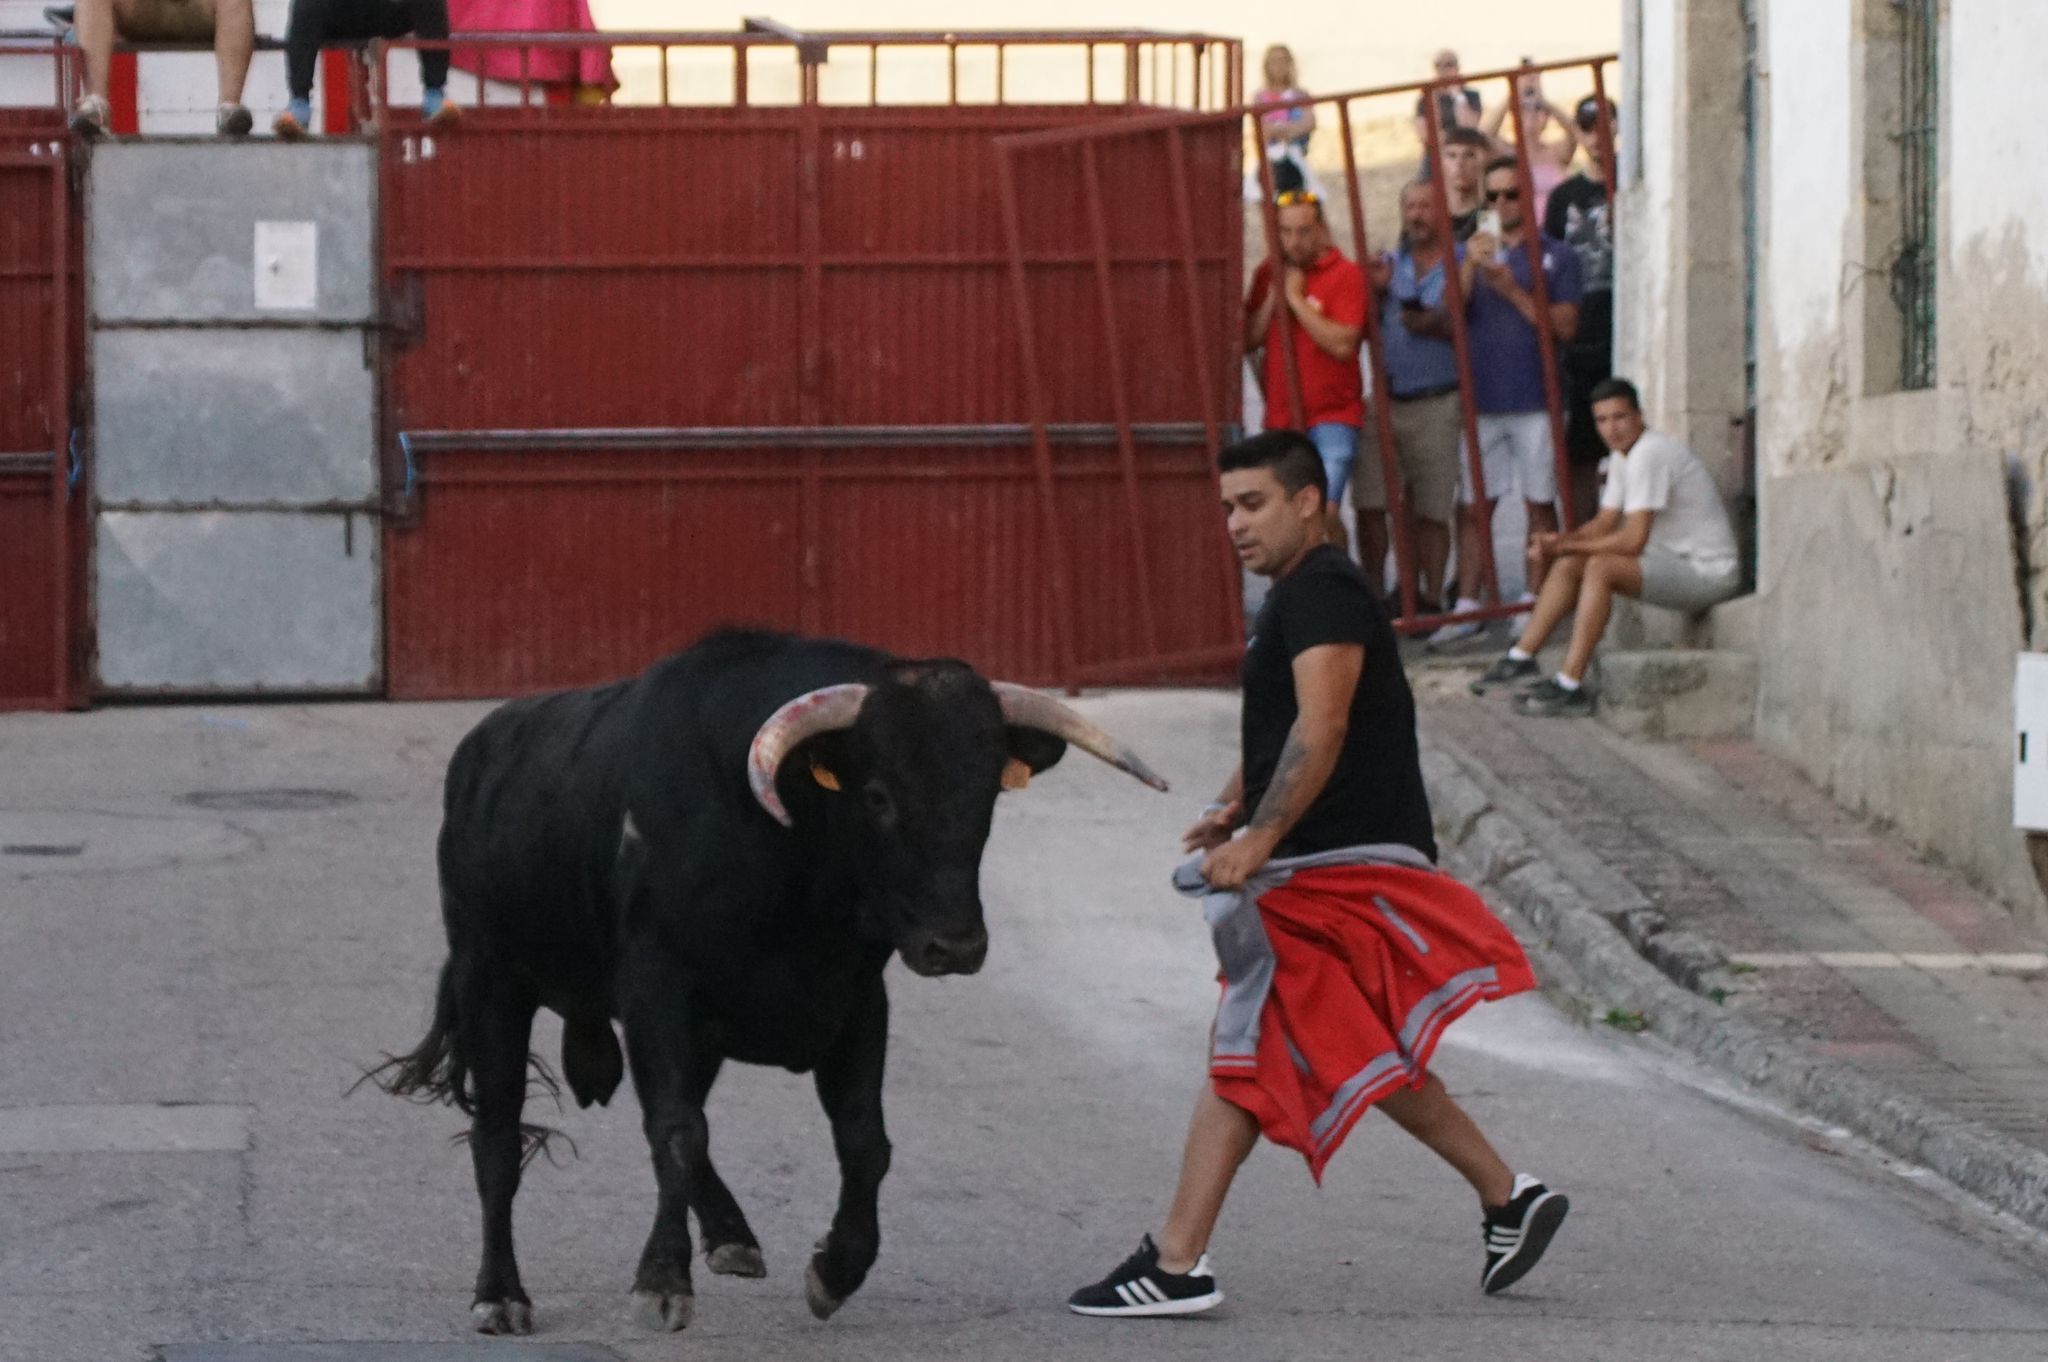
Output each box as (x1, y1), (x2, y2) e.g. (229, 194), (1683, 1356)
(1431, 157), (1583, 647)
(1355, 181), (1463, 613)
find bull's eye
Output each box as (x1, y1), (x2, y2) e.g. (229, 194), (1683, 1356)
(863, 782), (897, 826)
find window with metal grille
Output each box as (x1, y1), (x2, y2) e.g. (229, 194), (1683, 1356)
(1892, 0), (1938, 390)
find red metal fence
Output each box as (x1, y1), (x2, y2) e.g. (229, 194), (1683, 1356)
(0, 112), (77, 711)
(377, 28), (1246, 699)
(1004, 55), (1618, 641)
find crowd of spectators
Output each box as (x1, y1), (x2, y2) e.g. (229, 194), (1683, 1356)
(1243, 47), (1739, 711)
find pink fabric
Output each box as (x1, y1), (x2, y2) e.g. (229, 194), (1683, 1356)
(446, 0), (617, 90)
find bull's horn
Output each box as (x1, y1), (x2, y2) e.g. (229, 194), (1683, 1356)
(992, 683), (1170, 793)
(749, 684), (870, 826)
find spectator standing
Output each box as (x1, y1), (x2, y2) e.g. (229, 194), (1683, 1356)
(1430, 156), (1582, 648)
(1255, 45), (1317, 158)
(275, 0), (458, 138)
(67, 0), (254, 136)
(1468, 379), (1741, 716)
(1545, 96), (1618, 525)
(1413, 48), (1482, 177)
(1355, 180), (1463, 612)
(1482, 62), (1581, 222)
(1244, 191), (1367, 517)
(1437, 127), (1491, 242)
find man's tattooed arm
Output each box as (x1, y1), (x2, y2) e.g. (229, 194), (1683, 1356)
(1243, 718), (1345, 846)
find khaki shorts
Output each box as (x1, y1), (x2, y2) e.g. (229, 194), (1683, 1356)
(1353, 388), (1460, 525)
(1638, 546), (1742, 612)
(116, 0), (220, 43)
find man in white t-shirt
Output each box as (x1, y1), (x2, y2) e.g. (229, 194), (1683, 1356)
(1465, 377), (1741, 717)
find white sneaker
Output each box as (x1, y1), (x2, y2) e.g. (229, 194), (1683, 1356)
(1426, 599), (1485, 650)
(68, 93), (109, 138)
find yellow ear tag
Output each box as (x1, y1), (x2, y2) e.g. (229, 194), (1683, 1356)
(1001, 758), (1032, 791)
(811, 762), (841, 792)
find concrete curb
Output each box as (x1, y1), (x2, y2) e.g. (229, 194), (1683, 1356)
(1421, 728), (2048, 1237)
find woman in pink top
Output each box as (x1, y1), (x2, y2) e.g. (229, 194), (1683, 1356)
(1255, 44), (1316, 159)
(1483, 61), (1581, 222)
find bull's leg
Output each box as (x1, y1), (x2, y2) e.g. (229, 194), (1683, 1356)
(805, 977), (892, 1320)
(621, 959), (709, 1331)
(459, 958), (539, 1335)
(681, 1053), (766, 1278)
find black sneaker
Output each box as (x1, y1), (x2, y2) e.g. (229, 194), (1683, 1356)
(1482, 1175), (1569, 1293)
(1470, 654), (1540, 695)
(1516, 677), (1595, 718)
(1067, 1234), (1222, 1317)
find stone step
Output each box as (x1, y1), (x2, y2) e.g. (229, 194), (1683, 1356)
(1606, 591), (1760, 651)
(1596, 648), (1758, 741)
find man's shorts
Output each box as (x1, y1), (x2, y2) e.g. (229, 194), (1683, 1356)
(1305, 422), (1360, 511)
(1353, 388), (1460, 525)
(119, 0), (221, 44)
(1638, 546), (1742, 612)
(1459, 410), (1558, 506)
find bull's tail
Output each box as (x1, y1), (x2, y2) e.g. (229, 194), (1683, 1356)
(358, 957), (475, 1114)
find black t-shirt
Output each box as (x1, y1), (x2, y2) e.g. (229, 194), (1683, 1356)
(1543, 173), (1612, 294)
(1449, 206), (1480, 242)
(1240, 545), (1437, 860)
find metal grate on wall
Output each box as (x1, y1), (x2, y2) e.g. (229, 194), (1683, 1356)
(1894, 0), (1938, 391)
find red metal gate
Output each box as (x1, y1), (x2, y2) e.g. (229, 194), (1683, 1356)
(376, 26), (1243, 699)
(0, 113), (78, 711)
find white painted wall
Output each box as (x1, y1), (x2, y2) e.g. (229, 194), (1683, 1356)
(1754, 0), (1853, 478)
(1948, 5), (2048, 283)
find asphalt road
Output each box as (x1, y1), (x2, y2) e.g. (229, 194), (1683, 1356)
(3, 690), (2045, 1362)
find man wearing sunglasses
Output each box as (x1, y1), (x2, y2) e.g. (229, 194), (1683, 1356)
(1244, 190), (1368, 520)
(1433, 157), (1583, 645)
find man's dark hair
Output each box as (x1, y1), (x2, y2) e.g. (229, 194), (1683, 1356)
(1484, 155), (1521, 179)
(1269, 156), (1306, 197)
(1442, 127), (1490, 152)
(1589, 376), (1641, 411)
(1219, 429), (1327, 506)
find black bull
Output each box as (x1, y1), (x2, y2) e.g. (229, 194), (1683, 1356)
(371, 630), (1166, 1334)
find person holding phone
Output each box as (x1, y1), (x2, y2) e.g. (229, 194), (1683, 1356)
(1480, 62), (1582, 222)
(1354, 180), (1464, 612)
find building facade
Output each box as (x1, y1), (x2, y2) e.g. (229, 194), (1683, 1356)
(1617, 0), (2047, 920)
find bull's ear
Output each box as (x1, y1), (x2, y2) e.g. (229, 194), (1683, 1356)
(810, 760), (842, 792)
(1001, 757), (1032, 791)
(1004, 724), (1067, 778)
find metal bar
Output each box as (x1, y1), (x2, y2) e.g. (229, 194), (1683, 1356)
(1388, 599), (1532, 638)
(1249, 131), (1307, 429)
(1124, 42), (1140, 105)
(1336, 97), (1418, 620)
(400, 423), (1218, 451)
(1505, 65), (1575, 534)
(996, 43), (1006, 105)
(0, 451), (56, 473)
(381, 250), (1235, 271)
(734, 42), (747, 106)
(995, 143), (1084, 692)
(1162, 125), (1241, 652)
(1073, 643), (1243, 685)
(947, 41), (958, 106)
(1417, 74), (1501, 607)
(46, 152), (69, 708)
(657, 42), (669, 106)
(796, 88), (825, 633)
(1086, 43), (1095, 104)
(995, 54), (1623, 151)
(1080, 139), (1164, 659)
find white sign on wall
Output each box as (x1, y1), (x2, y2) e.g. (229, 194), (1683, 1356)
(253, 220), (318, 312)
(2014, 654), (2048, 830)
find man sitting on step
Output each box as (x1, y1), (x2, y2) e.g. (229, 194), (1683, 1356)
(1468, 377), (1741, 718)
(67, 0), (256, 137)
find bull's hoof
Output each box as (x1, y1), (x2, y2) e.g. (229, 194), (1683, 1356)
(707, 1242), (767, 1278)
(471, 1299), (534, 1335)
(804, 1258), (846, 1321)
(632, 1287), (696, 1332)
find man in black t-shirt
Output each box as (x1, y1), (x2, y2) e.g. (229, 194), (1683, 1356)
(1545, 96), (1618, 523)
(1068, 430), (1569, 1319)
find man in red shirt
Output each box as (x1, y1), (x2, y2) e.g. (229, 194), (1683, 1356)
(1244, 192), (1367, 529)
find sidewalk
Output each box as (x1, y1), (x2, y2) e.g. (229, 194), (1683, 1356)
(1415, 675), (2048, 1233)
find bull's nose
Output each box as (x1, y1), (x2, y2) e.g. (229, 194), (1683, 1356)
(914, 929), (988, 977)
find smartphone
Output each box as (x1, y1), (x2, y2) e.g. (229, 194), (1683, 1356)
(1399, 298), (1427, 313)
(1478, 208), (1503, 238)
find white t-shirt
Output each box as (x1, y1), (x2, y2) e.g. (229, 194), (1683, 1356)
(1598, 430), (1739, 573)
